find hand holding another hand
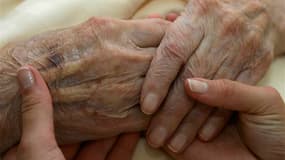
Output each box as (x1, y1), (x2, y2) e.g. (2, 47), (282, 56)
(3, 66), (140, 160)
(172, 78), (285, 160)
(3, 66), (65, 160)
(142, 0), (275, 153)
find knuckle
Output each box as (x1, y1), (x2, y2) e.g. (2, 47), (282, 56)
(148, 63), (175, 83)
(250, 0), (265, 8)
(248, 30), (262, 44)
(86, 17), (109, 27)
(216, 79), (236, 98)
(160, 42), (187, 64)
(84, 17), (113, 39)
(243, 30), (262, 54)
(221, 13), (245, 36)
(246, 0), (267, 17)
(192, 0), (218, 15)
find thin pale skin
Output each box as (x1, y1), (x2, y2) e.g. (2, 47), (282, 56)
(141, 0), (285, 152)
(1, 0), (285, 156)
(0, 17), (170, 154)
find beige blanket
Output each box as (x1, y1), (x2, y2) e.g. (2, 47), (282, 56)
(0, 0), (284, 159)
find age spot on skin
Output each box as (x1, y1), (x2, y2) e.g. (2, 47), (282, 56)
(48, 53), (64, 68)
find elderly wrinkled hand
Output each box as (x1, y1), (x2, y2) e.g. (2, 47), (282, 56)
(3, 66), (140, 160)
(142, 0), (276, 153)
(0, 17), (170, 153)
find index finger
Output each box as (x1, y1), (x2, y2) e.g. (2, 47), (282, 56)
(185, 78), (284, 114)
(140, 14), (204, 115)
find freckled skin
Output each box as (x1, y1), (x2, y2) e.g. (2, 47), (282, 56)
(0, 17), (169, 154)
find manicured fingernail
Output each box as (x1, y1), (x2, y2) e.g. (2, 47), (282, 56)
(168, 134), (187, 153)
(142, 93), (159, 115)
(187, 79), (208, 93)
(17, 66), (35, 90)
(199, 124), (215, 141)
(148, 126), (167, 148)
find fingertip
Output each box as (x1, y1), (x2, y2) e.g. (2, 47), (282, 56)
(198, 127), (214, 142)
(141, 93), (160, 115)
(184, 79), (192, 96)
(129, 18), (169, 48)
(17, 66), (36, 93)
(198, 109), (232, 142)
(18, 65), (51, 106)
(184, 78), (209, 96)
(147, 126), (168, 148)
(166, 13), (179, 22)
(17, 65), (49, 96)
(167, 134), (188, 153)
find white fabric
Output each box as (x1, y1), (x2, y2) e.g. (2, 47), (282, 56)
(0, 0), (284, 159)
(0, 0), (145, 47)
(133, 0), (186, 19)
(258, 57), (285, 100)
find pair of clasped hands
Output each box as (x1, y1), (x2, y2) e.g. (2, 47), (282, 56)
(5, 61), (285, 160)
(4, 0), (285, 159)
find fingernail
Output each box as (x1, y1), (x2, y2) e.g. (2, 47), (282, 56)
(187, 79), (208, 93)
(17, 66), (35, 90)
(142, 93), (159, 115)
(148, 127), (167, 148)
(199, 124), (214, 141)
(168, 134), (187, 153)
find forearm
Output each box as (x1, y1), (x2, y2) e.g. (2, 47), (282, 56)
(262, 0), (285, 56)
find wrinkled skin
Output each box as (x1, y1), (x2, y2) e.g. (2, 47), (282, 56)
(141, 0), (277, 152)
(0, 17), (170, 154)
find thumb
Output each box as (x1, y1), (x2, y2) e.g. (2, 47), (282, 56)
(17, 66), (56, 147)
(184, 78), (282, 114)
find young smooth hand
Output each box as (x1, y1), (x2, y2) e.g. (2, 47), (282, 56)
(3, 66), (65, 160)
(3, 66), (141, 160)
(181, 78), (285, 160)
